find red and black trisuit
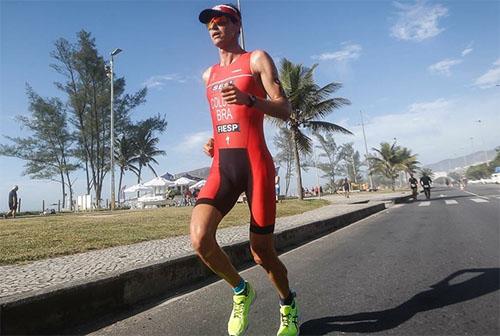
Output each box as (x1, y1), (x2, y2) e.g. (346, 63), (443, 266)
(196, 51), (276, 234)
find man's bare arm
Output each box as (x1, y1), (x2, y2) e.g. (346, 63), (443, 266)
(250, 50), (291, 121)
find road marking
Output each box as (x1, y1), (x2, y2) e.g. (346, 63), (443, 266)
(462, 190), (489, 200)
(470, 198), (489, 203)
(418, 202), (430, 207)
(445, 200), (458, 205)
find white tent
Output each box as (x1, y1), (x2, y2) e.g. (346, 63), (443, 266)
(144, 176), (175, 187)
(189, 179), (206, 190)
(124, 184), (153, 193)
(174, 177), (196, 186)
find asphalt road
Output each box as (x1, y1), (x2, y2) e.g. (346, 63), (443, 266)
(87, 184), (500, 336)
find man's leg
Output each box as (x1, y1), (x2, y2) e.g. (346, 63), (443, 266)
(251, 232), (299, 336)
(249, 231), (290, 299)
(190, 204), (241, 287)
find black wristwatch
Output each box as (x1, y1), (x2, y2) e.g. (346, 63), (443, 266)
(246, 94), (257, 107)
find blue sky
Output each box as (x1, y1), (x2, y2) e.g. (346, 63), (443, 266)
(1, 0), (499, 211)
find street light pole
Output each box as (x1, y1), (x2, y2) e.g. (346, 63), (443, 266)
(236, 0), (246, 49)
(474, 120), (489, 166)
(110, 48), (122, 210)
(360, 111), (374, 190)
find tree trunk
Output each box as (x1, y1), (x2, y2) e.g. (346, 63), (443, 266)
(85, 157), (91, 194)
(285, 162), (292, 196)
(60, 171), (66, 209)
(137, 165), (142, 199)
(291, 130), (303, 200)
(118, 169), (124, 205)
(65, 171), (74, 211)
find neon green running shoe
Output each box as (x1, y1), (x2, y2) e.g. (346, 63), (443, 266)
(227, 282), (256, 336)
(277, 298), (299, 336)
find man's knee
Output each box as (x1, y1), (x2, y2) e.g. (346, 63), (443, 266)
(251, 241), (276, 266)
(190, 230), (215, 257)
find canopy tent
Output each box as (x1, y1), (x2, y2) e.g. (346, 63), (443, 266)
(189, 179), (206, 190)
(160, 171), (175, 181)
(174, 177), (196, 186)
(144, 176), (176, 187)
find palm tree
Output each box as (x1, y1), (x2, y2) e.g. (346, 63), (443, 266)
(369, 142), (420, 190)
(276, 59), (352, 199)
(130, 125), (166, 184)
(273, 127), (295, 196)
(369, 142), (400, 190)
(114, 135), (139, 204)
(420, 167), (434, 178)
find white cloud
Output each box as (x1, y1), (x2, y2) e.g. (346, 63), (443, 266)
(142, 74), (194, 90)
(391, 1), (448, 42)
(461, 47), (473, 57)
(312, 43), (362, 62)
(473, 58), (500, 89)
(428, 58), (462, 76)
(329, 95), (499, 168)
(174, 130), (212, 152)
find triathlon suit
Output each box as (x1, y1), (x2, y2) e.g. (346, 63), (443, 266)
(196, 51), (276, 234)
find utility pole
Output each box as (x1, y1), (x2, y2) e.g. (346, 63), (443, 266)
(360, 111), (374, 190)
(109, 48), (122, 210)
(475, 120), (489, 166)
(237, 0), (245, 49)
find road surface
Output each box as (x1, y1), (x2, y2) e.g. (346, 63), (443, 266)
(85, 184), (500, 335)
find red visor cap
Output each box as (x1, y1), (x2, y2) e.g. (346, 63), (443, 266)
(199, 4), (241, 24)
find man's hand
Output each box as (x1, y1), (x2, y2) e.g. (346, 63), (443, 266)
(221, 84), (250, 105)
(203, 138), (214, 157)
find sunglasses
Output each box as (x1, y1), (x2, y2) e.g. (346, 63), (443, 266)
(207, 16), (232, 29)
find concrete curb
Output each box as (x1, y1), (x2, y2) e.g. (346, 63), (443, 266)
(0, 203), (385, 335)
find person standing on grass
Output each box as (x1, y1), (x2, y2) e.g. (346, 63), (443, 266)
(4, 185), (18, 219)
(343, 177), (350, 198)
(190, 4), (299, 336)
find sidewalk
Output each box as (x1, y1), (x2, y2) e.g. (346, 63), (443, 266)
(0, 194), (406, 334)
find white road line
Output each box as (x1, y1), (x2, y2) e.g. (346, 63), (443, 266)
(418, 202), (431, 207)
(470, 198), (489, 203)
(463, 190), (489, 200)
(445, 200), (458, 205)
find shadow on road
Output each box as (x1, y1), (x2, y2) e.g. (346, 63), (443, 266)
(300, 268), (500, 335)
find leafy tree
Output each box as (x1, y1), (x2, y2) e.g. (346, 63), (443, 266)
(314, 132), (344, 192)
(0, 86), (78, 209)
(50, 30), (147, 206)
(276, 59), (352, 199)
(339, 142), (363, 183)
(466, 164), (490, 180)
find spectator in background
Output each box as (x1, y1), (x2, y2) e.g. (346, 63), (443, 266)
(343, 178), (350, 198)
(4, 185), (18, 219)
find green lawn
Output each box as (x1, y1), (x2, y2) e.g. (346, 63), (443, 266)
(0, 199), (328, 265)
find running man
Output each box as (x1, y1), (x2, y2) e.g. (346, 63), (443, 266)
(190, 4), (298, 336)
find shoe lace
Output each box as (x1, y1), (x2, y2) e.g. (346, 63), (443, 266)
(232, 299), (245, 319)
(280, 311), (291, 327)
